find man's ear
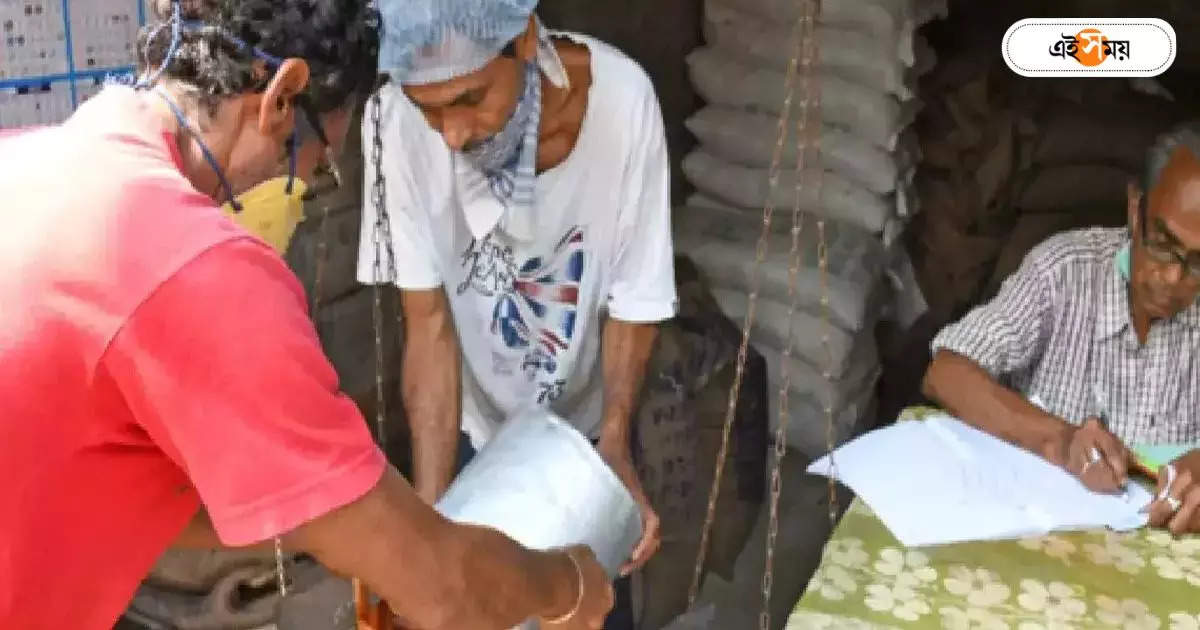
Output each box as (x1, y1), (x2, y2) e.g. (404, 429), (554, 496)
(257, 58), (311, 138)
(1127, 179), (1143, 235)
(514, 15), (539, 62)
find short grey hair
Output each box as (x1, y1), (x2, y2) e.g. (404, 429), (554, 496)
(1143, 122), (1200, 197)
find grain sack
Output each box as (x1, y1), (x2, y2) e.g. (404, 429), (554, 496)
(686, 192), (735, 214)
(1015, 164), (1131, 214)
(709, 287), (857, 378)
(911, 0), (949, 27)
(768, 375), (879, 457)
(632, 268), (769, 611)
(704, 0), (911, 100)
(912, 33), (938, 79)
(683, 149), (893, 233)
(896, 127), (922, 183)
(1031, 108), (1164, 172)
(721, 0), (919, 65)
(673, 204), (885, 331)
(685, 106), (899, 195)
(686, 47), (917, 151)
(756, 331), (881, 455)
(756, 326), (879, 410)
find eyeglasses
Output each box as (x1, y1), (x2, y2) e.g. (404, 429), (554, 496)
(293, 93), (343, 190)
(1142, 231), (1200, 277)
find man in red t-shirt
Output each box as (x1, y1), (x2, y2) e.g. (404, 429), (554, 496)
(0, 2), (611, 629)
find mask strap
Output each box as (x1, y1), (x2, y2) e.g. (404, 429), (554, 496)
(140, 5), (296, 210)
(286, 130), (298, 195)
(135, 0), (183, 89)
(156, 89), (243, 213)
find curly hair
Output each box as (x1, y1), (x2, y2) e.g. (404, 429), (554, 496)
(137, 0), (380, 114)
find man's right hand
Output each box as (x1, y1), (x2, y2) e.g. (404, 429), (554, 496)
(1060, 417), (1131, 493)
(541, 546), (614, 630)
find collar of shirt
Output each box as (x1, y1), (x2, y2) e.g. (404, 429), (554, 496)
(1094, 241), (1200, 341)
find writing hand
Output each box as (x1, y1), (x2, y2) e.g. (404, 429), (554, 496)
(1145, 449), (1200, 536)
(1062, 417), (1130, 493)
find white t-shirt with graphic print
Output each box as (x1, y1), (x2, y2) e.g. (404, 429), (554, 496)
(357, 32), (678, 450)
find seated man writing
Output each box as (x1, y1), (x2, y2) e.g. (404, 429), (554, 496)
(923, 122), (1200, 536)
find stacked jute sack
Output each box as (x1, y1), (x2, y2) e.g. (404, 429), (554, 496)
(909, 44), (1188, 322)
(673, 0), (946, 458)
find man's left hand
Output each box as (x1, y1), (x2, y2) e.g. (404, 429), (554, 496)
(1146, 448), (1200, 536)
(596, 440), (661, 577)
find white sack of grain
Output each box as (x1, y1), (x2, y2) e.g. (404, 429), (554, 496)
(768, 373), (879, 457)
(672, 204), (885, 331)
(685, 106), (899, 195)
(723, 0), (918, 65)
(703, 0), (912, 100)
(709, 287), (857, 378)
(687, 47), (918, 151)
(683, 149), (893, 234)
(756, 328), (880, 413)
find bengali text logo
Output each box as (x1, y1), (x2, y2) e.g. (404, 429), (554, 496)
(1003, 19), (1175, 77)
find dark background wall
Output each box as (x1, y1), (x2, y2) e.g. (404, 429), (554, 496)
(539, 0), (703, 201)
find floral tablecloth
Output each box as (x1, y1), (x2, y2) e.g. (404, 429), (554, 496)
(787, 410), (1200, 630)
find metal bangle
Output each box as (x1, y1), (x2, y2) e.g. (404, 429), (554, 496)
(542, 550), (584, 625)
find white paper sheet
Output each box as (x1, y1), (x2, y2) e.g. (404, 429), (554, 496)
(807, 413), (1152, 547)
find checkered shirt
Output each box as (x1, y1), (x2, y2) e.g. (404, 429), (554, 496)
(932, 227), (1200, 444)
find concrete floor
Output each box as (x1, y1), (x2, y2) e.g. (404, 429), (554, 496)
(692, 449), (850, 630)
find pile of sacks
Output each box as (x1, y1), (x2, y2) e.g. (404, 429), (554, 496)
(908, 43), (1187, 322)
(673, 0), (945, 458)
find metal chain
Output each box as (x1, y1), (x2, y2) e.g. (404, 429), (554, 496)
(760, 2), (820, 628)
(274, 537), (288, 597)
(344, 85), (401, 625)
(370, 90), (398, 447)
(687, 0), (815, 609)
(801, 8), (836, 529)
(272, 156), (338, 603)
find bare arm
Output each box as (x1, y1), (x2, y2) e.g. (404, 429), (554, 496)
(596, 318), (661, 574)
(176, 471), (588, 628)
(171, 469), (615, 629)
(288, 466), (582, 629)
(401, 288), (462, 503)
(922, 350), (1074, 466)
(597, 320), (658, 450)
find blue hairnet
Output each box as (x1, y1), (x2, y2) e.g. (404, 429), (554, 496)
(378, 0), (539, 85)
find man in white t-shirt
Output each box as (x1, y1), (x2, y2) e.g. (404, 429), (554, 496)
(358, 1), (678, 622)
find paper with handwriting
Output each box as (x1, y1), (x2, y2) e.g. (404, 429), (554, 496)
(807, 413), (1152, 547)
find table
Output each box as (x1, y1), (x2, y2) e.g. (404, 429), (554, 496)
(787, 409), (1200, 630)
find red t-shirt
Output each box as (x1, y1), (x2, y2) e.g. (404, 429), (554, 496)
(0, 88), (386, 629)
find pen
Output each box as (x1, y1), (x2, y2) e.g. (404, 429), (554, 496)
(1089, 384), (1128, 490)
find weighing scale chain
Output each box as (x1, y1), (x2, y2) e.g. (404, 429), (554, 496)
(685, 0), (816, 611)
(370, 90), (398, 448)
(761, 2), (823, 629)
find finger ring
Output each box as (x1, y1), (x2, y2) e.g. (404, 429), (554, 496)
(1166, 496), (1183, 513)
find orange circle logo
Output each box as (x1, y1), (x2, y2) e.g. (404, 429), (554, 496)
(1072, 28), (1109, 66)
